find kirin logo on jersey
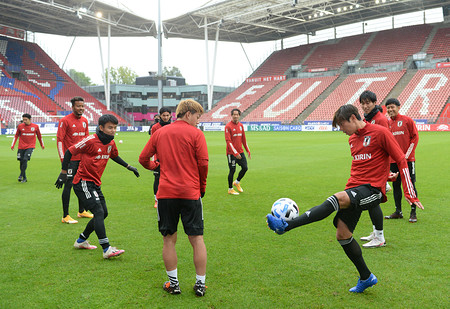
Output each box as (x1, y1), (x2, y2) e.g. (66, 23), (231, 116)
(363, 136), (371, 147)
(397, 121), (403, 127)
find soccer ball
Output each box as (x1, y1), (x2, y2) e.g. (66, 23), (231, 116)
(119, 140), (123, 144)
(271, 198), (299, 222)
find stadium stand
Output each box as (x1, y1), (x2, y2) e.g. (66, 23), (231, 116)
(426, 27), (450, 60)
(302, 34), (371, 71)
(242, 76), (338, 123)
(305, 71), (405, 122)
(0, 35), (126, 126)
(360, 24), (432, 67)
(200, 80), (280, 122)
(397, 68), (450, 123)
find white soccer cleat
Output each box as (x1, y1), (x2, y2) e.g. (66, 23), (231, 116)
(103, 246), (125, 259)
(360, 231), (375, 242)
(362, 237), (386, 248)
(74, 239), (97, 250)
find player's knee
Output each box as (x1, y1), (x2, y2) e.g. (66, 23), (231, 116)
(241, 165), (248, 172)
(337, 237), (353, 246)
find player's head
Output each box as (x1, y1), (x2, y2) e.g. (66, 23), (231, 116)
(333, 105), (362, 136)
(22, 113), (31, 125)
(154, 115), (161, 123)
(359, 90), (377, 114)
(385, 98), (401, 118)
(98, 114), (118, 136)
(70, 96), (85, 118)
(159, 107), (172, 123)
(231, 108), (241, 123)
(176, 99), (204, 127)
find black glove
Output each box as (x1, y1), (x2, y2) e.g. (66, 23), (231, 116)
(201, 191), (205, 198)
(55, 173), (67, 189)
(127, 165), (140, 177)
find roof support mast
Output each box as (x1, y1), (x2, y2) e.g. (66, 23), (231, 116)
(157, 0), (163, 111)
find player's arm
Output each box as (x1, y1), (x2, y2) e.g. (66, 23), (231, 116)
(55, 149), (73, 189)
(405, 119), (419, 160)
(225, 126), (240, 158)
(36, 126), (45, 149)
(139, 136), (159, 170)
(196, 134), (209, 198)
(11, 127), (20, 150)
(383, 132), (423, 209)
(56, 120), (67, 161)
(111, 156), (140, 177)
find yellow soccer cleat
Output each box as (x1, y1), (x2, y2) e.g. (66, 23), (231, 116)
(62, 215), (78, 224)
(77, 211), (94, 218)
(233, 181), (244, 193)
(228, 188), (239, 195)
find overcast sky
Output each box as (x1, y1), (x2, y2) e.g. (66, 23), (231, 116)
(32, 1), (443, 87)
(33, 0), (275, 87)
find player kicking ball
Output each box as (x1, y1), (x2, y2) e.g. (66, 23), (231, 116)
(55, 114), (140, 259)
(266, 105), (423, 293)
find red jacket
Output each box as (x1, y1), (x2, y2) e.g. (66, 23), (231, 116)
(389, 114), (419, 162)
(225, 121), (250, 156)
(11, 123), (44, 149)
(57, 113), (89, 161)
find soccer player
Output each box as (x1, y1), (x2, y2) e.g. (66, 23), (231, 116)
(266, 105), (423, 293)
(384, 98), (419, 222)
(57, 96), (91, 224)
(55, 114), (140, 259)
(150, 107), (172, 208)
(11, 113), (45, 183)
(139, 99), (208, 297)
(225, 108), (251, 195)
(358, 90), (389, 248)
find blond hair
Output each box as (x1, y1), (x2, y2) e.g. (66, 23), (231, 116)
(176, 99), (204, 118)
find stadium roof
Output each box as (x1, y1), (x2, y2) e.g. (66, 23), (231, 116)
(0, 0), (156, 37)
(163, 0), (450, 43)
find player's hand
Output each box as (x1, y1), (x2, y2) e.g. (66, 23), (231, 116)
(201, 191), (205, 198)
(236, 154), (242, 160)
(248, 152), (251, 159)
(405, 198), (424, 210)
(11, 146), (14, 150)
(55, 173), (67, 189)
(127, 165), (140, 177)
(387, 172), (399, 182)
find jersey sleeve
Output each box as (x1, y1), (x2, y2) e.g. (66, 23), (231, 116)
(56, 119), (67, 161)
(381, 130), (418, 203)
(139, 135), (159, 170)
(196, 132), (209, 193)
(110, 142), (119, 159)
(405, 119), (419, 160)
(68, 135), (92, 157)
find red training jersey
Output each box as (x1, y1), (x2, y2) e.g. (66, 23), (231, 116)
(57, 113), (89, 162)
(346, 123), (418, 203)
(225, 121), (250, 156)
(151, 122), (162, 135)
(364, 110), (389, 128)
(11, 123), (44, 149)
(69, 134), (119, 186)
(388, 114), (418, 162)
(139, 120), (209, 200)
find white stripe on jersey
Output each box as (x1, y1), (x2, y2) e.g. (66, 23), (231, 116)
(405, 143), (414, 159)
(58, 141), (64, 158)
(402, 167), (416, 198)
(229, 142), (238, 155)
(75, 134), (95, 149)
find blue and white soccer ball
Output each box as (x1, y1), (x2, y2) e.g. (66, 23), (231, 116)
(271, 198), (299, 222)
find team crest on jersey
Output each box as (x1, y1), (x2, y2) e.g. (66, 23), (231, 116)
(83, 122), (86, 128)
(31, 127), (35, 131)
(363, 136), (371, 147)
(371, 120), (375, 124)
(107, 146), (112, 153)
(397, 121), (403, 127)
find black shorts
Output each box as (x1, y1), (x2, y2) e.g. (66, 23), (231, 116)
(157, 198), (204, 236)
(17, 148), (34, 161)
(333, 184), (382, 232)
(390, 161), (416, 183)
(67, 160), (80, 180)
(227, 153), (247, 169)
(73, 180), (105, 211)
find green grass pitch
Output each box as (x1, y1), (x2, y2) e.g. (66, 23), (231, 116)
(0, 130), (449, 308)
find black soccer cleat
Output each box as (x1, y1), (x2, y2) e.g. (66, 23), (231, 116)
(163, 281), (181, 295)
(193, 280), (207, 297)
